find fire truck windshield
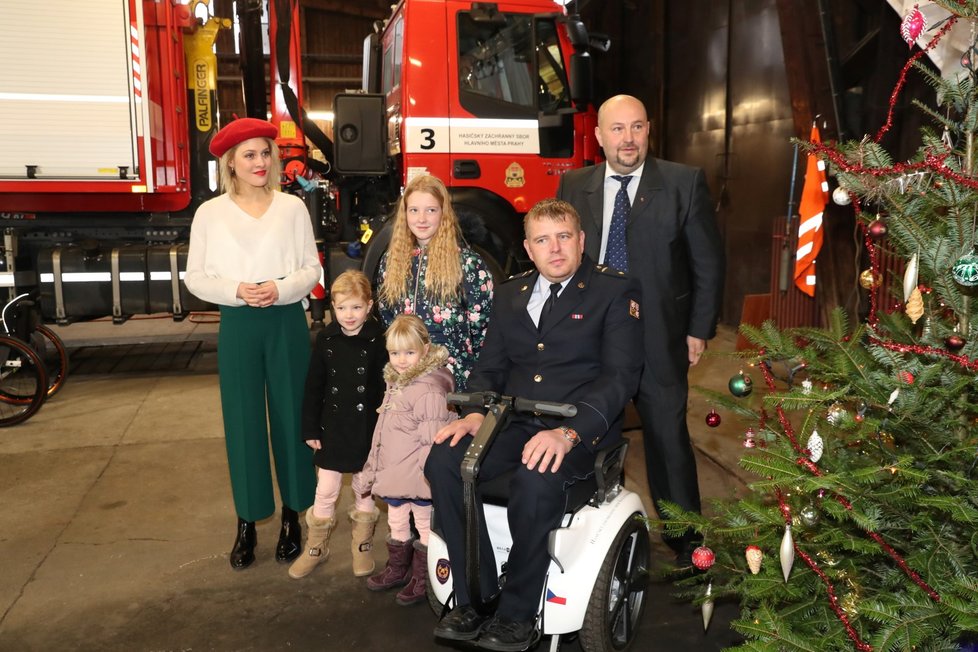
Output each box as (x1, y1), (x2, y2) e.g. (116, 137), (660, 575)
(457, 13), (570, 119)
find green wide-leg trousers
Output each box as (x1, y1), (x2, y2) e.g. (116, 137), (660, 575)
(217, 303), (315, 522)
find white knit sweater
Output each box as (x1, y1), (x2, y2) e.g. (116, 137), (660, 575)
(185, 191), (321, 307)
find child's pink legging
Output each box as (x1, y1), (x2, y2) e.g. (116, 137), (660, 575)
(312, 469), (374, 518)
(386, 502), (431, 546)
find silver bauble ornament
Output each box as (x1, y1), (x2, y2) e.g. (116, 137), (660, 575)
(832, 186), (851, 206)
(799, 504), (820, 527)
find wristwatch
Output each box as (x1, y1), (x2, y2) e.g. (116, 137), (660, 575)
(558, 425), (580, 447)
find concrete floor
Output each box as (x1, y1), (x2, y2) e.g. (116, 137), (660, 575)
(0, 315), (753, 652)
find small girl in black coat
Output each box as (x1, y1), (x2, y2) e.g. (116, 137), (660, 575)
(289, 270), (388, 580)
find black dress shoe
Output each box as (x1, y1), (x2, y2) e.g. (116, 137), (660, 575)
(230, 518), (256, 570)
(433, 605), (490, 642)
(476, 617), (540, 652)
(276, 506), (302, 562)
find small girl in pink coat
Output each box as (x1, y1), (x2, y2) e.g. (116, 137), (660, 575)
(362, 314), (457, 605)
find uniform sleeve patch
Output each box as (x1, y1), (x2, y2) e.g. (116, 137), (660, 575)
(629, 300), (640, 319)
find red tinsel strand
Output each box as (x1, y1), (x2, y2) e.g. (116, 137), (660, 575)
(863, 223), (881, 326)
(794, 545), (874, 652)
(776, 488), (792, 525)
(776, 491), (872, 651)
(875, 16), (958, 142)
(757, 360), (805, 453)
(868, 336), (978, 371)
(812, 142), (978, 192)
(866, 531), (941, 602)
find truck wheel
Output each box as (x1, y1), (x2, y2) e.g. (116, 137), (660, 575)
(579, 516), (650, 652)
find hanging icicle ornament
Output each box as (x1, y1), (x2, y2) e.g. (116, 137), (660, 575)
(780, 525), (795, 582)
(905, 287), (924, 323)
(806, 429), (824, 462)
(692, 546), (716, 570)
(888, 388), (901, 408)
(745, 545), (763, 574)
(900, 4), (925, 46)
(701, 582), (714, 632)
(903, 252), (919, 301)
(705, 409), (721, 427)
(952, 251), (978, 288)
(831, 185), (851, 205)
(743, 427), (757, 448)
(728, 371), (753, 397)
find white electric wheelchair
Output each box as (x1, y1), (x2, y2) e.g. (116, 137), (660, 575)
(427, 392), (650, 652)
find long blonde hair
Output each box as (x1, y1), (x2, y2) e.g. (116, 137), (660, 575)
(378, 175), (463, 305)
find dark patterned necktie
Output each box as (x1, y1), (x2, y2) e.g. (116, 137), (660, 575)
(606, 175), (632, 272)
(537, 282), (562, 331)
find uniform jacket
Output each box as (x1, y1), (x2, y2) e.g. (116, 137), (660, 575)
(362, 345), (457, 500)
(300, 317), (387, 472)
(557, 159), (724, 386)
(464, 257), (643, 451)
(377, 246), (493, 391)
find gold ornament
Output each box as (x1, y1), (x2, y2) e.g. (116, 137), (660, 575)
(745, 545), (763, 574)
(905, 287), (924, 323)
(859, 268), (881, 289)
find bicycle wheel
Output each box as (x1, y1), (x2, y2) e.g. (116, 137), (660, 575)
(31, 325), (68, 397)
(0, 337), (47, 426)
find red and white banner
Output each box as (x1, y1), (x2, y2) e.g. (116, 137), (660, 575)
(793, 124), (829, 297)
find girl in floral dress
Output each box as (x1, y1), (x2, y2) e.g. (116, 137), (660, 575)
(376, 174), (493, 390)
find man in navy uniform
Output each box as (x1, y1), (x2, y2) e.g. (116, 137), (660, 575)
(425, 198), (643, 651)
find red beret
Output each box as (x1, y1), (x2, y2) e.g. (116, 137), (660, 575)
(209, 118), (278, 157)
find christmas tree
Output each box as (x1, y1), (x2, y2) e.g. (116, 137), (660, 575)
(664, 2), (978, 650)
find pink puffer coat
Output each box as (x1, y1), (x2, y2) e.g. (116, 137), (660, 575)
(362, 345), (457, 500)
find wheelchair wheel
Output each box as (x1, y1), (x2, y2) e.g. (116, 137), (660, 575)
(0, 336), (48, 426)
(30, 325), (68, 397)
(579, 516), (650, 652)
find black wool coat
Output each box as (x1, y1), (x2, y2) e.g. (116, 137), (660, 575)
(301, 317), (387, 471)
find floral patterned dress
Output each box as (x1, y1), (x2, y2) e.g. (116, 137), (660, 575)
(377, 246), (493, 390)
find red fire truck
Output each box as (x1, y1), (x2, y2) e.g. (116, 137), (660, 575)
(0, 0), (604, 323)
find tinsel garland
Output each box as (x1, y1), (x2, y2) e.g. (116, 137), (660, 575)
(757, 359), (941, 606)
(775, 489), (873, 652)
(875, 15), (959, 142)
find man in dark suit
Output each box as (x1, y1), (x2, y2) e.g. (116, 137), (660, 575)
(425, 199), (643, 651)
(556, 94), (725, 564)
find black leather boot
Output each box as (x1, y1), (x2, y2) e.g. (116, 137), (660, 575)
(276, 506), (302, 562)
(230, 518), (256, 570)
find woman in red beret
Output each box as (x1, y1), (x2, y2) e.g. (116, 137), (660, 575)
(185, 118), (320, 570)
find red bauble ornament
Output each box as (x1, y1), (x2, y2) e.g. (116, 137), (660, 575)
(691, 546), (716, 570)
(705, 409), (721, 428)
(900, 5), (925, 46)
(898, 370), (915, 384)
(945, 334), (966, 352)
(868, 219), (888, 240)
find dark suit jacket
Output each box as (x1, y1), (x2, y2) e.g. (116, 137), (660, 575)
(463, 257), (643, 451)
(557, 159), (724, 386)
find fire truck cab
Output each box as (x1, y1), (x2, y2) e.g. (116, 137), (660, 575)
(331, 0), (602, 283)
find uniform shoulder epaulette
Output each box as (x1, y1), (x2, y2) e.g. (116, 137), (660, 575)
(594, 264), (628, 278)
(503, 269), (534, 283)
